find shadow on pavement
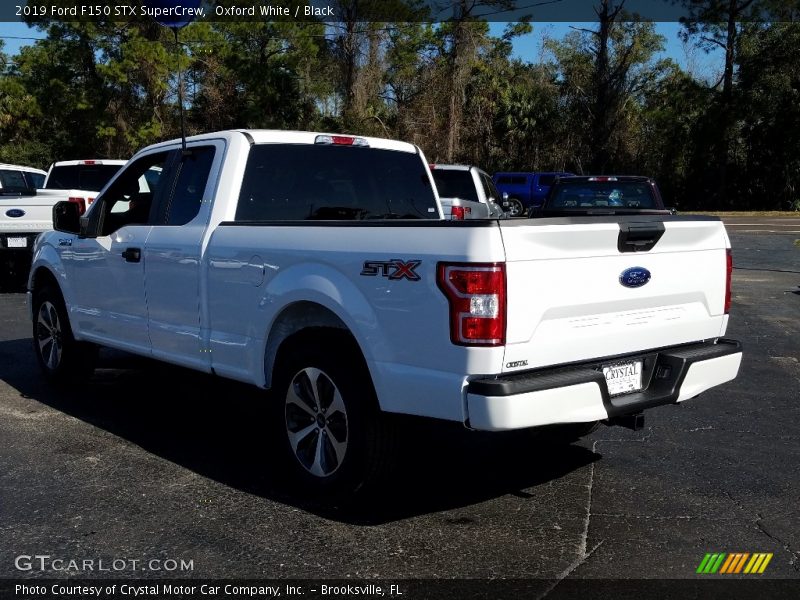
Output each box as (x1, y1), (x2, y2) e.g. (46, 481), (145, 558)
(0, 337), (599, 525)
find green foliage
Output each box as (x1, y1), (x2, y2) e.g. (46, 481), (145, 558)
(0, 10), (797, 210)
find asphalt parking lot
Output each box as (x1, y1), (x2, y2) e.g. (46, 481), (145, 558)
(0, 218), (798, 590)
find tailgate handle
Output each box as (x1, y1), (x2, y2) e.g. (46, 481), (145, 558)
(618, 222), (665, 253)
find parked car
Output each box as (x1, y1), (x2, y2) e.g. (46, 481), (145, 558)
(538, 175), (672, 216)
(431, 164), (507, 219)
(492, 171), (574, 216)
(32, 130), (741, 497)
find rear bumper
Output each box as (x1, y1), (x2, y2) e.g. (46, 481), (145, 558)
(466, 339), (742, 431)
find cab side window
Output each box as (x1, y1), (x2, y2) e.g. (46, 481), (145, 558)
(97, 152), (173, 235)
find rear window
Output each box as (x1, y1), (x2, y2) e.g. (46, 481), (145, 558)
(236, 144), (438, 221)
(548, 181), (657, 210)
(432, 170), (479, 202)
(0, 169), (31, 193)
(45, 164), (123, 192)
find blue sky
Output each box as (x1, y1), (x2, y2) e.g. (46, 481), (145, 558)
(1, 20), (722, 80)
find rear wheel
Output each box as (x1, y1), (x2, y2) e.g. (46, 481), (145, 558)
(272, 330), (395, 499)
(32, 284), (96, 385)
(506, 198), (525, 217)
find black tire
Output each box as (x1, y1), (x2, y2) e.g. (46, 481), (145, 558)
(31, 284), (97, 385)
(271, 329), (396, 500)
(507, 198), (525, 217)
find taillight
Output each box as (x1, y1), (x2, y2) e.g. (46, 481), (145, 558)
(724, 248), (732, 314)
(67, 197), (86, 215)
(437, 263), (506, 346)
(451, 206), (472, 220)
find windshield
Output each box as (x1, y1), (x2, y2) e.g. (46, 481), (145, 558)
(547, 181), (658, 210)
(45, 164), (123, 192)
(432, 170), (479, 202)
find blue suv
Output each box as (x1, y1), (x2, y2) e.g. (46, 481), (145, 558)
(492, 172), (574, 216)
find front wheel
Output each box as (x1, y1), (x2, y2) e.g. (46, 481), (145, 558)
(506, 198), (525, 217)
(32, 284), (96, 385)
(272, 331), (396, 499)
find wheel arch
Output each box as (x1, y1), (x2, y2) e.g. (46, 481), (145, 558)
(263, 301), (370, 391)
(30, 265), (60, 294)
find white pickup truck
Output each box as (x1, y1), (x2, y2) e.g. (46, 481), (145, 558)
(1, 163), (48, 283)
(0, 160), (125, 286)
(28, 130), (742, 495)
(431, 164), (507, 219)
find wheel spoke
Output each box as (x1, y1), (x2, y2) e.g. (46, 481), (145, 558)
(287, 422), (316, 453)
(37, 312), (52, 336)
(286, 385), (317, 419)
(47, 336), (60, 369)
(49, 305), (61, 334)
(39, 338), (53, 361)
(38, 305), (53, 333)
(36, 327), (52, 352)
(293, 369), (319, 413)
(309, 431), (326, 477)
(326, 389), (346, 418)
(324, 429), (347, 468)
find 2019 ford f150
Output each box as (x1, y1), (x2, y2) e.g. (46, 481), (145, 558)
(28, 130), (742, 495)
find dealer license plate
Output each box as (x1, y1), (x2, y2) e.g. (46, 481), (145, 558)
(602, 360), (643, 396)
(7, 237), (27, 248)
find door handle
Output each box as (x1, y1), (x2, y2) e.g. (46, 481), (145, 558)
(121, 247), (141, 263)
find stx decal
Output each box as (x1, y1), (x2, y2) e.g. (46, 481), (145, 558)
(361, 260), (422, 281)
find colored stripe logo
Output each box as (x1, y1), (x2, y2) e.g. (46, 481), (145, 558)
(697, 552), (773, 574)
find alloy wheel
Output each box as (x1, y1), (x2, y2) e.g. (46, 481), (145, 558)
(284, 367), (349, 478)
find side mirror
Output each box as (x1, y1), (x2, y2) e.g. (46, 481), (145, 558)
(53, 201), (81, 234)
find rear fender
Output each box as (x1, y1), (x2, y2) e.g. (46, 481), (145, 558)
(258, 262), (385, 389)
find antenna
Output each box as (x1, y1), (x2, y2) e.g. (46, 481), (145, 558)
(172, 26), (189, 156)
(143, 0), (201, 156)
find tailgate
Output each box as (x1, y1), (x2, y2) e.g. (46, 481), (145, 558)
(0, 197), (56, 234)
(500, 216), (730, 371)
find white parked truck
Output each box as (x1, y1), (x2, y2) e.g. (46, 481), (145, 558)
(431, 164), (507, 219)
(29, 130), (742, 495)
(1, 160), (125, 285)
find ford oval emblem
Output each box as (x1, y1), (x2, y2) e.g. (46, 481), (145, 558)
(6, 209), (25, 218)
(620, 267), (651, 288)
